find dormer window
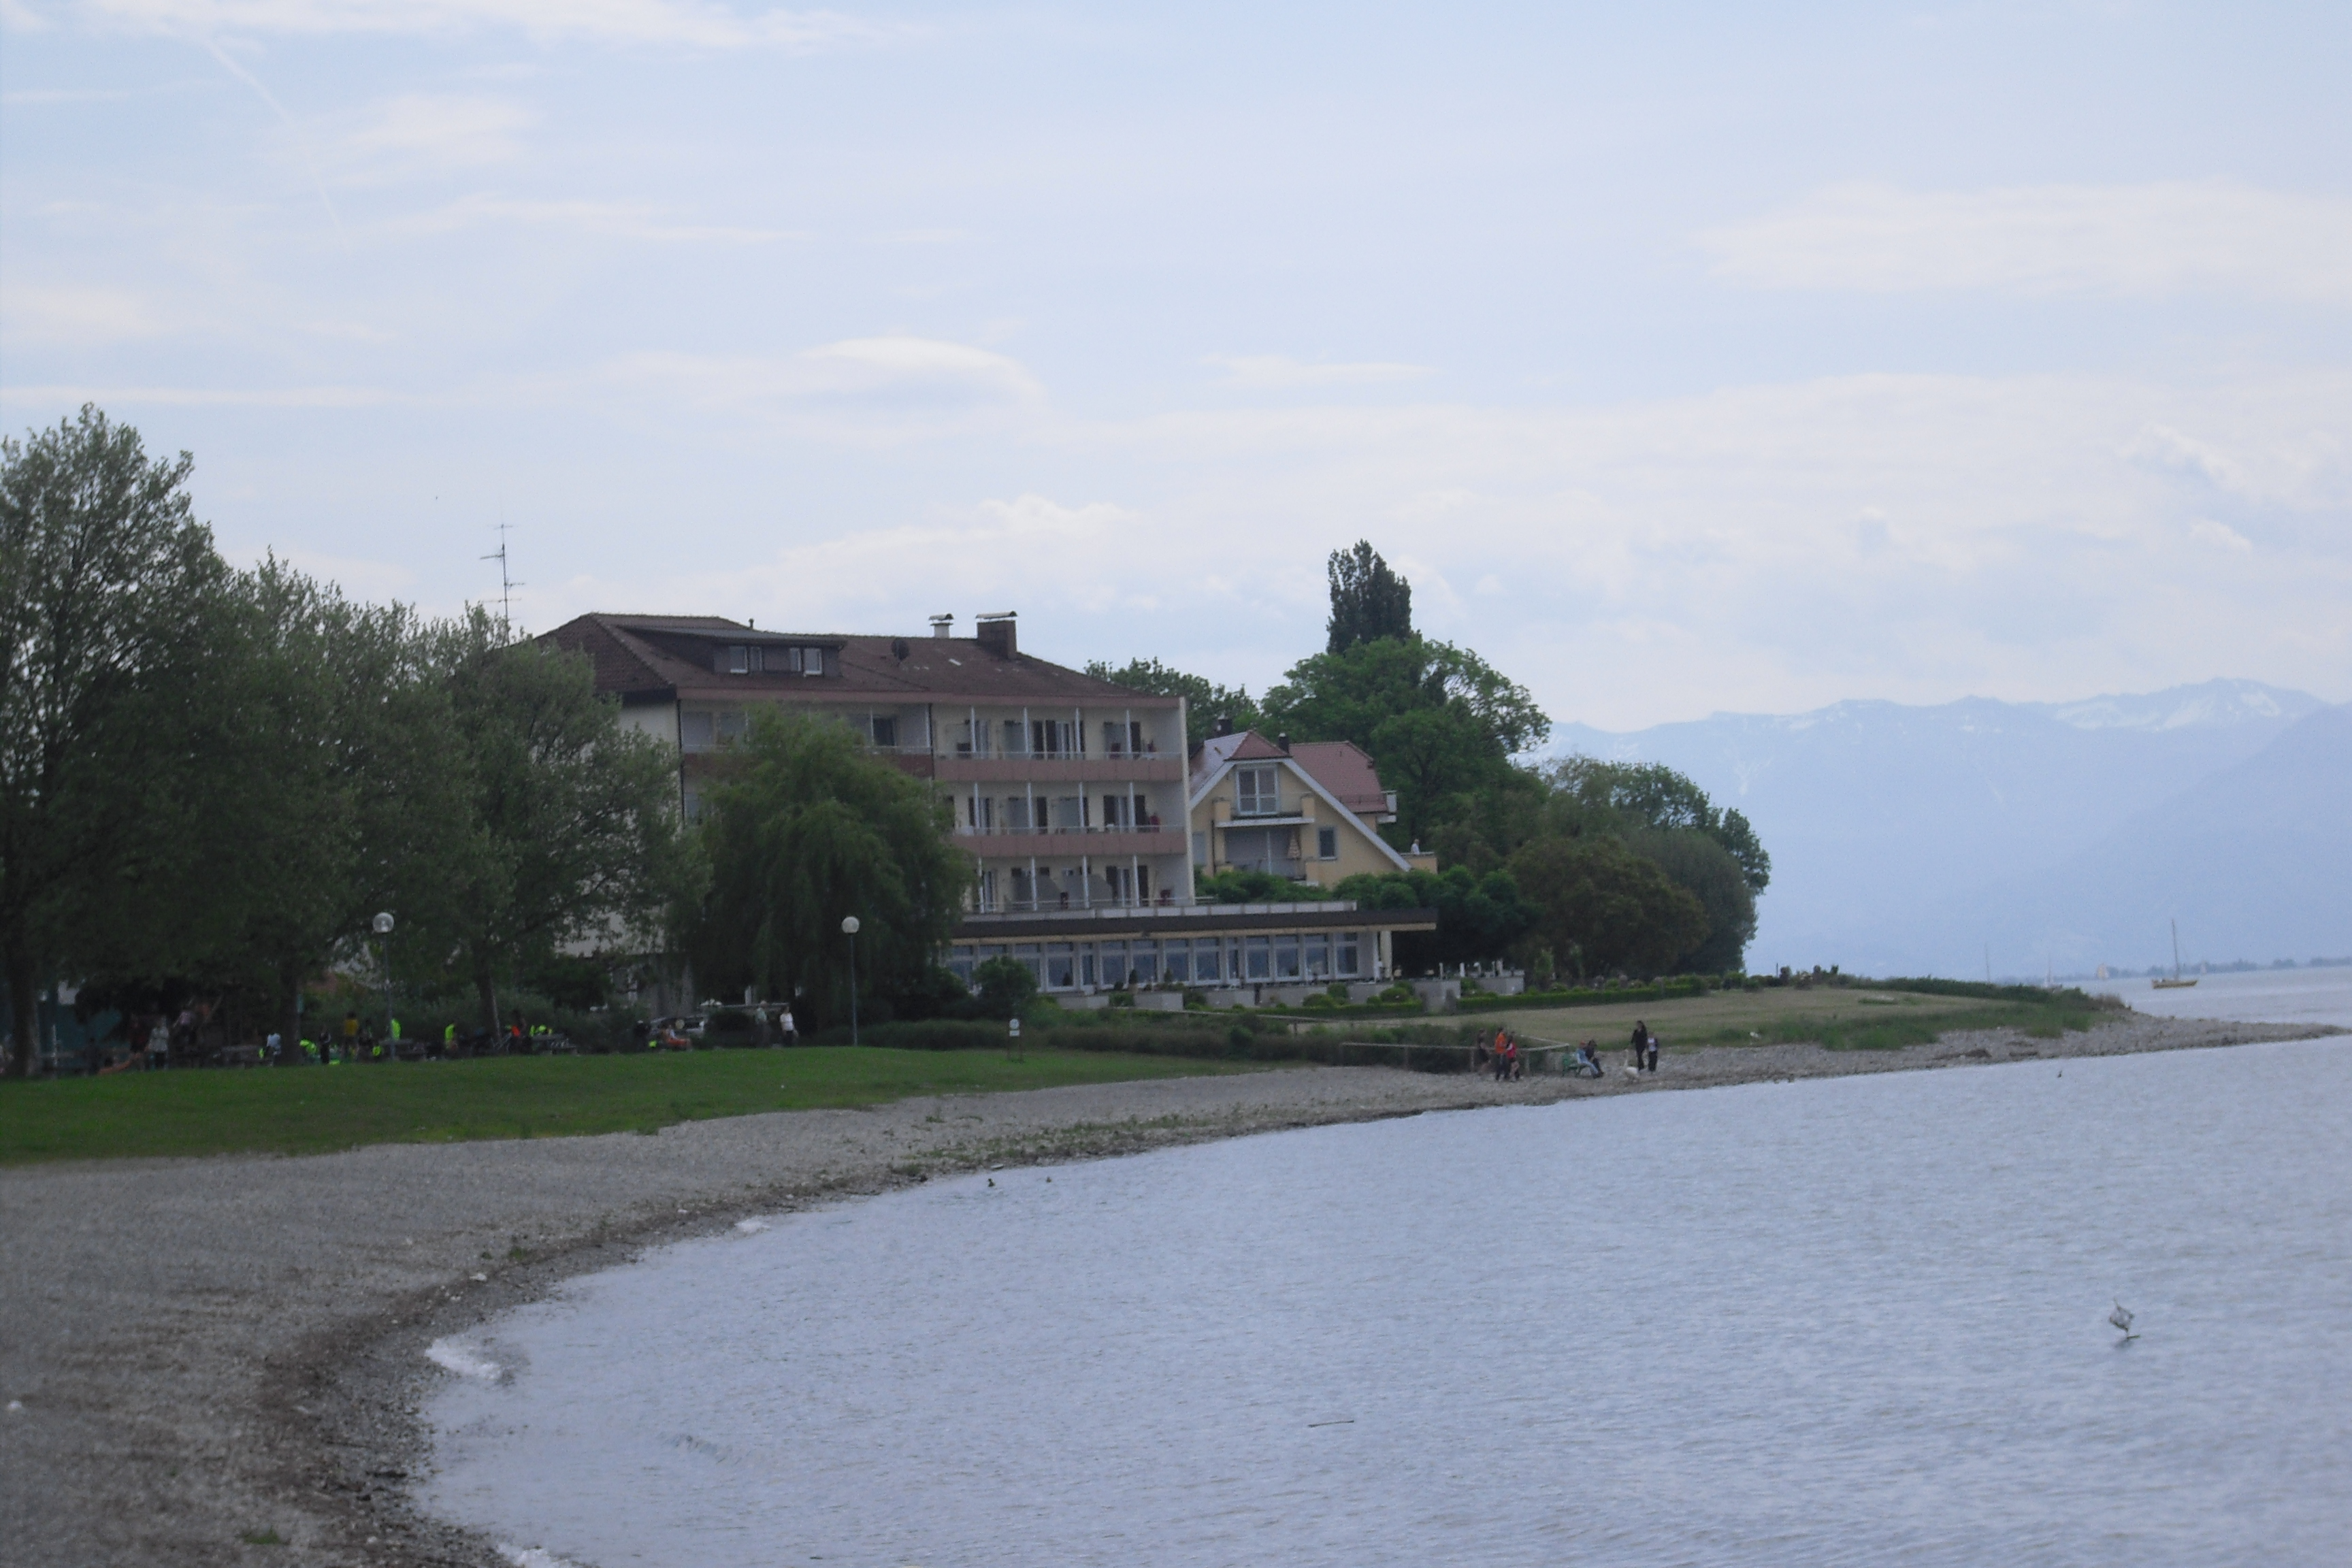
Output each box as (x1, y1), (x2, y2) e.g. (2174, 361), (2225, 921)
(1235, 765), (1278, 817)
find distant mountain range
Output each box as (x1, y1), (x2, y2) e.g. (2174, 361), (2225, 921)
(1551, 680), (2351, 977)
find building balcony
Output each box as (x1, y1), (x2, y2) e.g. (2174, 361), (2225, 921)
(936, 753), (1185, 784)
(955, 827), (1179, 859)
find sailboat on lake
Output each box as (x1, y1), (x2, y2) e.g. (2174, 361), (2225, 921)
(2153, 919), (2198, 990)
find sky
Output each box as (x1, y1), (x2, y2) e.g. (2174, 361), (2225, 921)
(3, 1), (2348, 732)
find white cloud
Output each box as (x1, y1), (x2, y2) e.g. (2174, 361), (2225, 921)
(0, 283), (171, 344)
(380, 193), (790, 242)
(337, 94), (535, 176)
(557, 494), (1153, 628)
(71, 0), (914, 48)
(1705, 182), (2352, 304)
(1205, 354), (1432, 390)
(585, 336), (1044, 442)
(2191, 519), (2253, 553)
(0, 381), (400, 406)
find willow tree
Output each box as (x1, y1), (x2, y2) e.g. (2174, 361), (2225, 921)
(430, 610), (687, 1032)
(687, 709), (966, 1028)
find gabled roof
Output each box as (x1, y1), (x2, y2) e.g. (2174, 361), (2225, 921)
(1288, 740), (1390, 817)
(544, 613), (1179, 706)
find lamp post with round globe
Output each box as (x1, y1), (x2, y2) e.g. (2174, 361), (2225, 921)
(841, 915), (861, 1047)
(371, 911), (395, 1057)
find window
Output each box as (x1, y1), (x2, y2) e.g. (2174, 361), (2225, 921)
(1132, 941), (1159, 985)
(1004, 719), (1026, 756)
(1100, 942), (1127, 984)
(1317, 826), (1339, 860)
(1044, 945), (1075, 990)
(681, 711), (715, 751)
(1305, 935), (1330, 977)
(726, 645), (750, 674)
(1013, 944), (1043, 986)
(1337, 932), (1361, 976)
(1275, 935), (1301, 980)
(1164, 944), (1190, 984)
(1193, 938), (1222, 983)
(1192, 831), (1208, 867)
(947, 945), (975, 985)
(717, 710), (746, 742)
(800, 647), (824, 677)
(976, 870), (998, 911)
(1235, 765), (1277, 816)
(1245, 936), (1271, 979)
(870, 715), (898, 748)
(1050, 796), (1085, 830)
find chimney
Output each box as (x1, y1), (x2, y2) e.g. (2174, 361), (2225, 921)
(1215, 713), (1233, 737)
(1276, 732), (1291, 753)
(929, 613), (954, 639)
(975, 611), (1017, 660)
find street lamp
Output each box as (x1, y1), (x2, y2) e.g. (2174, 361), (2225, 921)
(371, 911), (395, 1061)
(840, 915), (861, 1047)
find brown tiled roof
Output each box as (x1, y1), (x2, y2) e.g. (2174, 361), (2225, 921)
(1288, 740), (1390, 816)
(542, 614), (1177, 706)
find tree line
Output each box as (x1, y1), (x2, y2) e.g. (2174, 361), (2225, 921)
(2, 408), (687, 1072)
(1092, 540), (1771, 980)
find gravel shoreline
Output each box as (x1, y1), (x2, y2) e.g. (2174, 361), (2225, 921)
(3, 1012), (2338, 1567)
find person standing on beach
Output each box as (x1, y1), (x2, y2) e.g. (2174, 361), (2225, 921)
(1630, 1021), (1648, 1073)
(1644, 1027), (1659, 1073)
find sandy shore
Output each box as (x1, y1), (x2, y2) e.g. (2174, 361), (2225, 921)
(1, 1012), (2338, 1567)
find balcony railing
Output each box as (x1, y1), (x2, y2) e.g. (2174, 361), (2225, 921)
(964, 896), (1361, 919)
(953, 823), (1173, 838)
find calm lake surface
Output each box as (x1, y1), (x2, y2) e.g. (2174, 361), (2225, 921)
(2084, 964), (2352, 1030)
(424, 1040), (2352, 1567)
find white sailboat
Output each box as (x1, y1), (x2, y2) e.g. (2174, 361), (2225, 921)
(2152, 919), (2198, 990)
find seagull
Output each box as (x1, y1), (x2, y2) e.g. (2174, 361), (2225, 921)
(2110, 1301), (2138, 1342)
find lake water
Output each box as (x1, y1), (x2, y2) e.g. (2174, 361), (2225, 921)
(424, 1040), (2352, 1567)
(2084, 964), (2352, 1030)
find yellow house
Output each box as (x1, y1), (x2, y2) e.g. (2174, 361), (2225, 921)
(1188, 729), (1430, 889)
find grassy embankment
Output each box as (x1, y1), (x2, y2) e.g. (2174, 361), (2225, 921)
(0, 1047), (1269, 1166)
(1466, 981), (2117, 1053)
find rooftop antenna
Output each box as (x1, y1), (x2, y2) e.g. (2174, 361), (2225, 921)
(482, 522), (524, 635)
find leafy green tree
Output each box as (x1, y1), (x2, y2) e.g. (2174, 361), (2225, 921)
(972, 955), (1038, 1019)
(1326, 540), (1414, 651)
(686, 708), (966, 1029)
(1506, 834), (1710, 978)
(1625, 828), (1755, 973)
(1543, 756), (1770, 892)
(1, 407), (226, 1076)
(1262, 637), (1548, 845)
(191, 561), (468, 1061)
(429, 610), (688, 1031)
(1333, 866), (1538, 970)
(1083, 657), (1260, 747)
(1194, 866), (1300, 903)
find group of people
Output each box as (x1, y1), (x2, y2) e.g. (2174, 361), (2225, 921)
(1480, 1028), (1524, 1080)
(1476, 1022), (1663, 1080)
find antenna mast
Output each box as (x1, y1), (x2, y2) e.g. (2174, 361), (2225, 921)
(481, 523), (525, 635)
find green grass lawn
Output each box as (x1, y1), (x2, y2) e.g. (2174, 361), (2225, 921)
(1465, 985), (2114, 1054)
(0, 1047), (1269, 1166)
